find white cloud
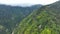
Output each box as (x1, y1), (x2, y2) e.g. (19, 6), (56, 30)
(0, 0), (59, 5)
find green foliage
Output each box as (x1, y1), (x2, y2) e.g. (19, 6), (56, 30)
(41, 28), (51, 34)
(0, 5), (41, 34)
(1, 1), (60, 34)
(14, 2), (60, 34)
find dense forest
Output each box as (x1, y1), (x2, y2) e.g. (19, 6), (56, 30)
(0, 4), (41, 34)
(14, 1), (60, 34)
(0, 1), (60, 34)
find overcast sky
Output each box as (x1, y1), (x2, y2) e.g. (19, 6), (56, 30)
(0, 0), (59, 6)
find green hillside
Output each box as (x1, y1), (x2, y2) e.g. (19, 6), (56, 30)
(0, 5), (41, 34)
(14, 1), (60, 34)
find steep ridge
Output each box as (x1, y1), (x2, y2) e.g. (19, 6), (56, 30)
(14, 1), (60, 34)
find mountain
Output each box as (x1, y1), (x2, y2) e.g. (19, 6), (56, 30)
(14, 1), (60, 34)
(0, 4), (42, 34)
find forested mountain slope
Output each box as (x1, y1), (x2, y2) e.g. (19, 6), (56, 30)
(0, 4), (42, 34)
(14, 1), (60, 34)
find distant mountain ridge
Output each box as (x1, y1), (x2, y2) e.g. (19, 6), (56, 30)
(0, 4), (42, 7)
